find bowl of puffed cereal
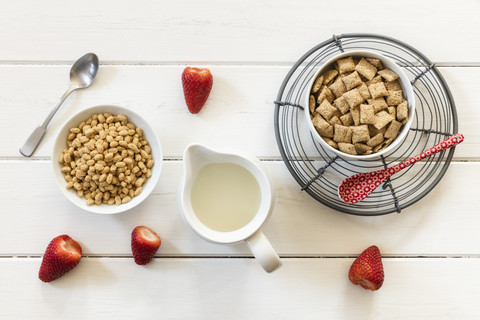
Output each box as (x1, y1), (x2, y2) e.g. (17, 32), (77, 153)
(52, 105), (162, 214)
(304, 50), (415, 159)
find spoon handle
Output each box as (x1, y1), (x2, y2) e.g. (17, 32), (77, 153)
(389, 134), (464, 174)
(41, 86), (76, 129)
(19, 86), (76, 157)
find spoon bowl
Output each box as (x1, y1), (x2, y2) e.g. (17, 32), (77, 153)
(70, 53), (99, 89)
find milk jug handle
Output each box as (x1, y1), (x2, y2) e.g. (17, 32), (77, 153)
(246, 230), (282, 273)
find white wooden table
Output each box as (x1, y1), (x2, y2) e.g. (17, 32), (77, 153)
(2, 1), (480, 318)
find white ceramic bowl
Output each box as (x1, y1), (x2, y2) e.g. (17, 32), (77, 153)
(304, 50), (415, 160)
(52, 105), (162, 214)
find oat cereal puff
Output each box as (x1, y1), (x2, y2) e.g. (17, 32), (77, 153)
(342, 88), (364, 108)
(333, 124), (353, 143)
(323, 69), (339, 85)
(337, 57), (356, 74)
(366, 58), (383, 70)
(385, 80), (402, 91)
(333, 96), (350, 114)
(309, 95), (316, 113)
(317, 86), (335, 104)
(373, 138), (394, 153)
(351, 125), (370, 144)
(367, 75), (382, 85)
(386, 90), (404, 106)
(342, 71), (363, 91)
(388, 106), (396, 118)
(322, 137), (338, 149)
(378, 68), (399, 82)
(368, 124), (386, 137)
(340, 112), (353, 127)
(357, 83), (372, 100)
(355, 58), (377, 81)
(396, 101), (409, 121)
(312, 114), (333, 138)
(316, 99), (338, 120)
(329, 77), (347, 98)
(384, 120), (403, 139)
(373, 111), (395, 130)
(354, 143), (373, 155)
(311, 75), (324, 94)
(367, 133), (384, 148)
(328, 115), (342, 127)
(367, 98), (388, 113)
(338, 143), (357, 155)
(350, 106), (361, 126)
(360, 104), (375, 125)
(368, 82), (388, 99)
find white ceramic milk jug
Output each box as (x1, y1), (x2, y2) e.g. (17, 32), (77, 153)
(178, 144), (281, 273)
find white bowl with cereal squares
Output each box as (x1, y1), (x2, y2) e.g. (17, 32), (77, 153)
(52, 105), (162, 214)
(304, 50), (415, 160)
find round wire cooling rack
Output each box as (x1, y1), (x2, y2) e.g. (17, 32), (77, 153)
(274, 33), (458, 216)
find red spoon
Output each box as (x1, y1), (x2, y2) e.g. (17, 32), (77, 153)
(338, 134), (464, 204)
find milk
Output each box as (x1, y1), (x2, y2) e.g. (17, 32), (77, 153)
(191, 162), (261, 232)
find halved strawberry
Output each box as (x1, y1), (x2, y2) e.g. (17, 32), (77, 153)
(181, 67), (213, 114)
(131, 226), (161, 265)
(38, 235), (82, 282)
(348, 245), (384, 291)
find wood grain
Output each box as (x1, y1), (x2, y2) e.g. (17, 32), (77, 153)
(0, 160), (477, 256)
(1, 1), (479, 318)
(2, 257), (479, 319)
(1, 0), (480, 64)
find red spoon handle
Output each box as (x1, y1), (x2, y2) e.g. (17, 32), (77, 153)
(390, 134), (464, 174)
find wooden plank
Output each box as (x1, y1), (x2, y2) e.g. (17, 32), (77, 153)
(2, 1), (480, 63)
(1, 66), (478, 159)
(3, 65), (285, 159)
(435, 67), (479, 157)
(1, 257), (479, 319)
(0, 160), (478, 256)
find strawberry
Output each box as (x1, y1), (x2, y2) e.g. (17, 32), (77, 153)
(348, 245), (384, 291)
(181, 67), (213, 114)
(131, 226), (161, 265)
(38, 235), (82, 282)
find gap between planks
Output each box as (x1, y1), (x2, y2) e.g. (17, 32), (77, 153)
(2, 255), (480, 259)
(0, 61), (479, 67)
(1, 157), (479, 163)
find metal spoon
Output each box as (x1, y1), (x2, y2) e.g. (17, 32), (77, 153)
(338, 134), (464, 204)
(19, 53), (99, 157)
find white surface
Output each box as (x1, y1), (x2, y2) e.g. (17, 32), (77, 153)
(1, 1), (479, 319)
(2, 258), (480, 319)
